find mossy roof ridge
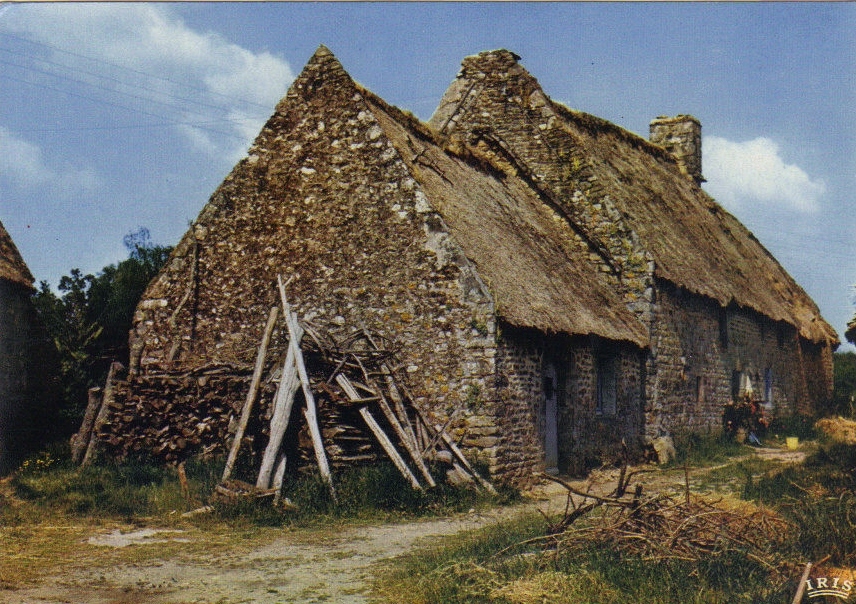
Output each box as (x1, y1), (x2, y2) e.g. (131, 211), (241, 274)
(362, 91), (649, 348)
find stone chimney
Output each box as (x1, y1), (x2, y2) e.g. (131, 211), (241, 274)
(649, 115), (704, 184)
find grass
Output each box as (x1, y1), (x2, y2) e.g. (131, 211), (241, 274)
(373, 510), (795, 603)
(667, 430), (747, 468)
(0, 444), (516, 589)
(374, 436), (855, 604)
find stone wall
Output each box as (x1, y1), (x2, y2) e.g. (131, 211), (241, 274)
(646, 281), (814, 438)
(430, 50), (655, 327)
(495, 326), (644, 483)
(113, 48), (505, 479)
(0, 280), (34, 474)
(0, 280), (58, 474)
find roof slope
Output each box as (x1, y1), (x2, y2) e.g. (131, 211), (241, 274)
(363, 91), (648, 347)
(0, 220), (34, 288)
(431, 50), (837, 346)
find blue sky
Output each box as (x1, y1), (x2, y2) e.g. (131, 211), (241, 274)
(1, 2), (854, 349)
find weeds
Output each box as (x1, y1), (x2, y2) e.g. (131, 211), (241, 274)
(668, 430), (746, 468)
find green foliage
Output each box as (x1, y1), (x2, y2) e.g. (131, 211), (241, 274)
(833, 351), (856, 417)
(668, 431), (745, 468)
(33, 227), (172, 426)
(10, 451), (184, 519)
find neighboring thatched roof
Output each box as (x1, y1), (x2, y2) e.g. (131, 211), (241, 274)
(552, 103), (837, 345)
(431, 49), (837, 346)
(0, 220), (34, 289)
(362, 91), (649, 348)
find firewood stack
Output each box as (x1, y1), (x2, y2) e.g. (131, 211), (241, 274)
(71, 273), (494, 505)
(216, 275), (495, 503)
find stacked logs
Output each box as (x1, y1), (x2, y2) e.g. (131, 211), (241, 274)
(74, 274), (494, 504)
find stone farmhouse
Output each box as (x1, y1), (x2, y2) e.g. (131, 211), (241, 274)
(94, 47), (837, 486)
(0, 221), (52, 474)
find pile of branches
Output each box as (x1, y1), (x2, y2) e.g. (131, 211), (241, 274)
(539, 462), (793, 571)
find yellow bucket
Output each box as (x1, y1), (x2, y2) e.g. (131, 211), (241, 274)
(786, 437), (799, 450)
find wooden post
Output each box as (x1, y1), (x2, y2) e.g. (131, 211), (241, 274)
(272, 452), (288, 506)
(278, 275), (336, 503)
(256, 321), (304, 489)
(360, 407), (422, 490)
(222, 306), (279, 482)
(81, 362), (123, 467)
(71, 387), (102, 465)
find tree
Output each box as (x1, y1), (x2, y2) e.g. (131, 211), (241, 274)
(833, 351), (856, 418)
(33, 228), (172, 428)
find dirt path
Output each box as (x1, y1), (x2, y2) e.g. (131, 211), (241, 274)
(3, 495), (562, 604)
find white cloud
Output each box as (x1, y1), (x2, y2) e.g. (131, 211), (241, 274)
(0, 127), (100, 194)
(5, 4), (293, 158)
(703, 136), (826, 213)
(0, 127), (53, 186)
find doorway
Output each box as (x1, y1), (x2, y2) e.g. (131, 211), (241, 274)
(543, 361), (559, 474)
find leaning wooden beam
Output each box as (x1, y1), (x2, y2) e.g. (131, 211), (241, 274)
(81, 362), (123, 467)
(255, 320), (304, 489)
(223, 306), (279, 483)
(71, 387), (103, 465)
(339, 374), (435, 488)
(360, 407), (422, 490)
(278, 275), (336, 503)
(435, 425), (497, 494)
(272, 452), (288, 506)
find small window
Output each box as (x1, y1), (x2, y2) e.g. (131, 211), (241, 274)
(596, 356), (617, 416)
(730, 370), (742, 400)
(764, 368), (774, 406)
(719, 309), (729, 349)
(696, 375), (706, 404)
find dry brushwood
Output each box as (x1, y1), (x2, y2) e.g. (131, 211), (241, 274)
(538, 465), (793, 574)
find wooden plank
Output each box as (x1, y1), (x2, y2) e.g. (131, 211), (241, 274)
(339, 373), (435, 488)
(373, 387), (436, 488)
(279, 275), (336, 503)
(223, 306), (279, 482)
(360, 407), (422, 490)
(434, 425), (497, 494)
(255, 321), (304, 489)
(335, 373), (362, 400)
(272, 452), (288, 506)
(71, 387), (103, 464)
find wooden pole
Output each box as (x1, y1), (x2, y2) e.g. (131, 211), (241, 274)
(222, 306), (279, 482)
(360, 407), (422, 490)
(337, 374), (435, 487)
(71, 387), (103, 464)
(256, 321), (304, 489)
(272, 452), (288, 506)
(278, 275), (336, 503)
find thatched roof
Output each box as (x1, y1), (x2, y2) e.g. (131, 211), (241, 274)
(551, 104), (836, 345)
(431, 50), (837, 346)
(0, 220), (34, 289)
(361, 90), (649, 348)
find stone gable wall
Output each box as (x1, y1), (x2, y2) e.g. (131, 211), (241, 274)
(118, 49), (505, 477)
(432, 51), (655, 326)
